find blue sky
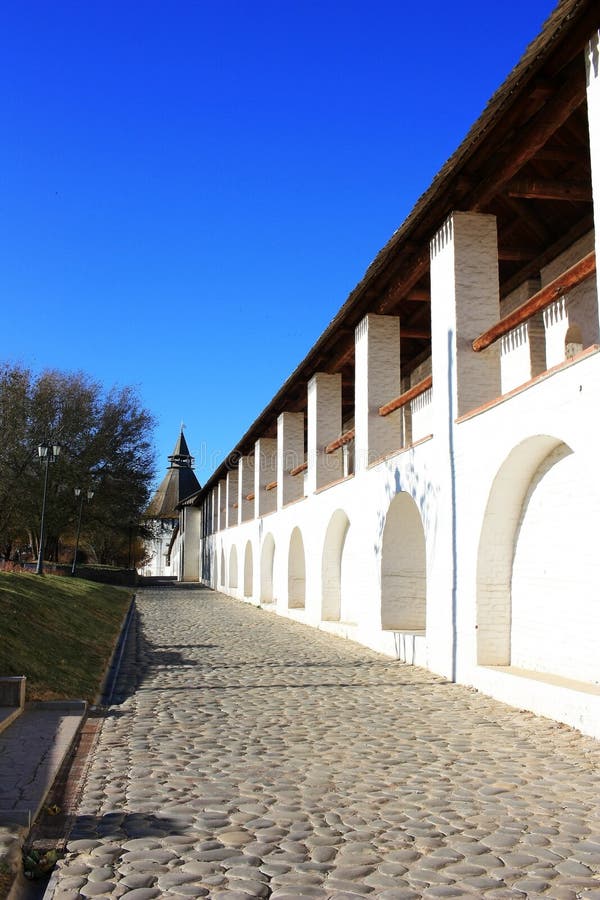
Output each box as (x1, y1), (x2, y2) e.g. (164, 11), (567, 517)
(1, 0), (557, 488)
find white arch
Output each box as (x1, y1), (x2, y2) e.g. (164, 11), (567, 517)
(228, 545), (238, 589)
(220, 547), (225, 587)
(381, 492), (426, 631)
(260, 533), (276, 604)
(288, 527), (306, 609)
(476, 434), (564, 665)
(244, 541), (253, 598)
(321, 510), (350, 622)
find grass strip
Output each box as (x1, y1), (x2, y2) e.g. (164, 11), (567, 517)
(0, 571), (132, 702)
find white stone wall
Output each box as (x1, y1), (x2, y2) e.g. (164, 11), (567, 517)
(194, 344), (600, 738)
(510, 444), (600, 683)
(183, 50), (600, 741)
(141, 521), (176, 577)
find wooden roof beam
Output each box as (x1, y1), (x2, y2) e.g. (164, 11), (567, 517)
(534, 145), (589, 163)
(500, 211), (594, 298)
(498, 246), (540, 262)
(471, 61), (586, 211)
(405, 289), (430, 302)
(501, 196), (551, 244)
(506, 178), (592, 202)
(377, 249), (431, 313)
(401, 328), (431, 340)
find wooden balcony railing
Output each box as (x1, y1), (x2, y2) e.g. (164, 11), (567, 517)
(473, 251), (596, 352)
(325, 428), (355, 454)
(379, 375), (433, 417)
(289, 461), (308, 477)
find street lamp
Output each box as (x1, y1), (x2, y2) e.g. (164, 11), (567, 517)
(36, 443), (61, 576)
(72, 487), (95, 576)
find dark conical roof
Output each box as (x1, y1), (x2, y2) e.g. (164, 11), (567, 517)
(145, 430), (201, 519)
(170, 430), (191, 462)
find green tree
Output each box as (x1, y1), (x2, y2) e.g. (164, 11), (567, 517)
(0, 363), (156, 565)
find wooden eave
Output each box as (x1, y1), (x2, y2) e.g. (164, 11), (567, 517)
(193, 0), (598, 507)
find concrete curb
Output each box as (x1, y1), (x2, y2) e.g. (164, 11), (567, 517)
(95, 594), (137, 707)
(0, 707), (23, 738)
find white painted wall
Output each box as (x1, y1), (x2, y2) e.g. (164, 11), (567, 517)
(511, 444), (600, 684)
(177, 43), (600, 740)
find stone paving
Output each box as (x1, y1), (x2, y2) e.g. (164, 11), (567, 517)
(51, 586), (600, 899)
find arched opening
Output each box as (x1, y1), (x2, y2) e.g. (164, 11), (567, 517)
(287, 527), (306, 609)
(220, 547), (225, 587)
(381, 492), (426, 631)
(228, 545), (238, 589)
(244, 541), (253, 598)
(478, 435), (597, 684)
(321, 510), (350, 622)
(477, 435), (562, 665)
(565, 323), (583, 359)
(260, 534), (276, 604)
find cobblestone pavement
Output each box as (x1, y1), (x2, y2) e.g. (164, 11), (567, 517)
(51, 586), (600, 900)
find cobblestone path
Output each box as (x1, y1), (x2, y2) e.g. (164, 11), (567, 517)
(51, 586), (600, 899)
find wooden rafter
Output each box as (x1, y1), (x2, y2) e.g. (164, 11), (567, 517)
(534, 145), (588, 163)
(506, 178), (592, 202)
(377, 249), (431, 314)
(405, 289), (430, 302)
(470, 63), (586, 211)
(498, 246), (540, 262)
(500, 195), (551, 244)
(401, 328), (431, 340)
(500, 212), (594, 298)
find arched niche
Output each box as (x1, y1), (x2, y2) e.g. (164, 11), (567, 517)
(228, 545), (238, 589)
(288, 527), (306, 609)
(244, 541), (253, 598)
(321, 510), (350, 622)
(381, 492), (426, 632)
(260, 534), (276, 604)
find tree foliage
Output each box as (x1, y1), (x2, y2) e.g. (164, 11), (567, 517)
(0, 362), (156, 565)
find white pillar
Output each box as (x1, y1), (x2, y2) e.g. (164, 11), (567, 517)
(255, 438), (277, 517)
(217, 480), (226, 532)
(586, 30), (600, 277)
(181, 507), (200, 582)
(355, 314), (402, 469)
(429, 211), (501, 679)
(238, 456), (255, 524)
(431, 211), (500, 421)
(277, 412), (305, 508)
(225, 469), (238, 529)
(211, 487), (219, 533)
(307, 372), (343, 493)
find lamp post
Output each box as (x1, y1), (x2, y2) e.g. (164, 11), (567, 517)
(36, 443), (61, 576)
(72, 487), (94, 576)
